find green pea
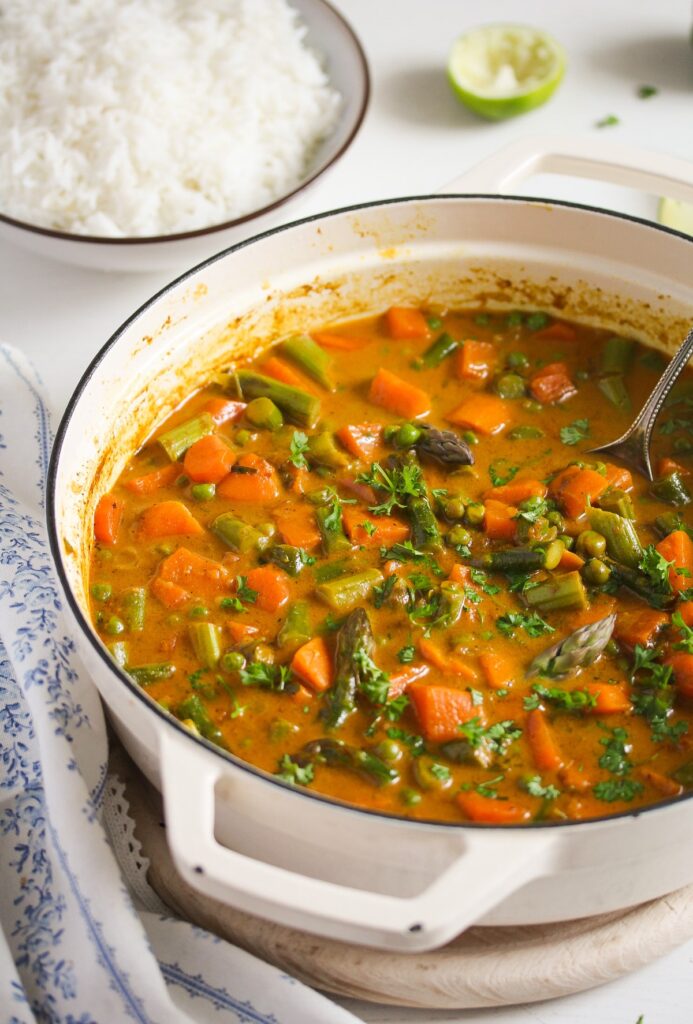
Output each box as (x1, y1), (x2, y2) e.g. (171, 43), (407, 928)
(374, 739), (405, 763)
(191, 482), (216, 502)
(257, 522), (276, 537)
(188, 604), (209, 619)
(427, 315), (443, 329)
(269, 718), (298, 741)
(505, 311), (523, 328)
(90, 582), (112, 602)
(461, 430), (479, 446)
(104, 615), (125, 636)
(444, 497), (467, 521)
(526, 312), (550, 331)
(494, 373), (526, 399)
(465, 502), (485, 527)
(546, 510), (566, 531)
(583, 558), (611, 585)
(447, 525), (472, 548)
(383, 425), (399, 444)
(399, 787), (422, 807)
(396, 422), (423, 448)
(576, 530), (607, 559)
(156, 542), (175, 556)
(221, 650), (246, 673)
(522, 399), (542, 413)
(558, 533), (575, 551)
(541, 539), (565, 570)
(507, 351), (530, 371)
(235, 428), (252, 446)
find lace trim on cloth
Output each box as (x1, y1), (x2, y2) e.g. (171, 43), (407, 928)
(102, 774), (170, 916)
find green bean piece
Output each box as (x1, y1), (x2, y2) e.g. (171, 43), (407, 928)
(278, 601), (312, 651)
(128, 662), (175, 686)
(245, 396), (284, 431)
(122, 587), (146, 632)
(601, 336), (635, 376)
(308, 431), (350, 468)
(479, 548), (544, 574)
(91, 582), (112, 602)
(158, 412), (215, 461)
(316, 568), (384, 612)
(314, 559), (351, 583)
(191, 482), (216, 502)
(315, 505), (352, 556)
(414, 332), (459, 369)
(597, 375), (631, 411)
(280, 334), (334, 391)
(321, 607), (374, 728)
(212, 513), (273, 554)
(235, 370), (321, 428)
(189, 623), (223, 669)
(108, 641), (129, 668)
(524, 571), (588, 612)
(587, 507), (643, 569)
(175, 694), (225, 746)
(408, 495), (442, 551)
(651, 471), (692, 507)
(301, 737), (399, 786)
(599, 488), (636, 519)
(494, 373), (526, 399)
(265, 544), (307, 577)
(508, 425), (545, 440)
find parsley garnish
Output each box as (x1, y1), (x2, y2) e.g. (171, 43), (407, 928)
(240, 662), (294, 692)
(235, 575), (258, 604)
(638, 545), (673, 593)
(523, 684), (597, 712)
(673, 611), (693, 654)
(398, 643), (415, 664)
(592, 725), (644, 803)
(593, 777), (643, 802)
(372, 574), (397, 609)
(637, 85), (657, 99)
(488, 459), (519, 488)
(288, 430), (310, 469)
(524, 775), (561, 800)
(357, 460), (426, 516)
(361, 520), (376, 537)
(560, 418), (590, 447)
(220, 596), (245, 613)
(469, 567), (501, 595)
(275, 754), (314, 786)
(458, 717), (522, 756)
(353, 646), (391, 705)
(386, 727), (425, 757)
(596, 114), (620, 128)
(496, 611), (554, 638)
(429, 763), (451, 782)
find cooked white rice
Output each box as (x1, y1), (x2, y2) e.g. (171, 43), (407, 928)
(0, 0), (341, 237)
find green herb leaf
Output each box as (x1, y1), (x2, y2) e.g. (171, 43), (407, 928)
(496, 611), (554, 638)
(289, 430), (310, 469)
(596, 114), (620, 128)
(488, 459), (519, 488)
(235, 575), (258, 604)
(524, 775), (561, 800)
(560, 418), (590, 447)
(275, 754), (314, 786)
(398, 643), (415, 664)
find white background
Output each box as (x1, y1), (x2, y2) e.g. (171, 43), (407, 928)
(2, 1), (692, 1021)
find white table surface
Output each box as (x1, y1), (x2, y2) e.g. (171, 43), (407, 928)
(3, 0), (693, 1020)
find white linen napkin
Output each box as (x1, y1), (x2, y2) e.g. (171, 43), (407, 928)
(0, 343), (362, 1024)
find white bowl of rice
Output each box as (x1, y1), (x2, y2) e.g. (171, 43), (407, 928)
(0, 0), (369, 272)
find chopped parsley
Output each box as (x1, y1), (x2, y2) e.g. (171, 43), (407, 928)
(357, 460), (426, 516)
(638, 545), (673, 593)
(488, 459), (519, 488)
(560, 418), (590, 447)
(235, 576), (258, 604)
(353, 646), (391, 705)
(496, 611), (554, 638)
(386, 727), (425, 757)
(429, 762), (451, 782)
(288, 430), (310, 468)
(592, 726), (644, 803)
(637, 85), (657, 99)
(458, 717), (522, 756)
(596, 114), (620, 128)
(275, 754), (314, 786)
(524, 775), (561, 800)
(672, 610), (693, 654)
(523, 684), (597, 712)
(361, 520), (376, 537)
(240, 662), (294, 692)
(469, 567), (501, 595)
(461, 773), (505, 799)
(220, 595), (245, 613)
(397, 643), (416, 664)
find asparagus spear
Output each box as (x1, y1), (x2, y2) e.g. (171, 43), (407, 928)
(234, 370), (321, 428)
(299, 738), (399, 786)
(588, 506), (643, 569)
(321, 607), (373, 728)
(416, 424), (474, 467)
(158, 413), (214, 461)
(526, 614), (617, 678)
(280, 334), (334, 391)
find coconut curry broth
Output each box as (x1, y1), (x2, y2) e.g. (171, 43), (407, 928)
(89, 306), (693, 823)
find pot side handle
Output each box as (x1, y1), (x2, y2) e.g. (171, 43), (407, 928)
(159, 730), (558, 952)
(437, 134), (693, 205)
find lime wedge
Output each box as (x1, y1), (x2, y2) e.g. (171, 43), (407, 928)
(447, 24), (565, 121)
(658, 197), (693, 236)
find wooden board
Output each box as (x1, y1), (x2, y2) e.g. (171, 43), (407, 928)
(115, 745), (693, 1010)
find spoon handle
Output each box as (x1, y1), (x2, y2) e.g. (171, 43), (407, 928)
(629, 326), (693, 467)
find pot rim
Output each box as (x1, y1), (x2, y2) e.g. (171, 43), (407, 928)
(0, 0), (370, 247)
(47, 191), (693, 833)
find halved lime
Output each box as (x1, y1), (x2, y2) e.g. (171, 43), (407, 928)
(447, 24), (565, 121)
(658, 197), (693, 237)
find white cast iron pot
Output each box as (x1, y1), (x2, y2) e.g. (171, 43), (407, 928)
(48, 136), (693, 952)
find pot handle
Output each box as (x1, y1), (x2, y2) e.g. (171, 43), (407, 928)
(159, 730), (557, 951)
(437, 134), (693, 204)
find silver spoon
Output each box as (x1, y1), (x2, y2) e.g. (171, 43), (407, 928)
(587, 326), (693, 480)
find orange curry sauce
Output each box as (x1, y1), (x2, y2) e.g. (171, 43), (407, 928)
(90, 306), (693, 823)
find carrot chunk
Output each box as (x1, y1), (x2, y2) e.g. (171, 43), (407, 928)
(668, 652), (693, 700)
(529, 362), (577, 404)
(158, 547), (231, 604)
(456, 340), (496, 381)
(387, 664), (429, 700)
(138, 500), (203, 539)
(245, 565), (290, 613)
(526, 709), (564, 771)
(549, 466), (609, 518)
(657, 457), (689, 478)
(558, 548), (585, 571)
(342, 507), (409, 548)
(483, 500), (518, 542)
(274, 507), (321, 550)
(656, 530), (693, 594)
(484, 479), (547, 504)
(534, 321), (577, 343)
(582, 681), (632, 714)
(202, 397), (246, 425)
(603, 463), (633, 492)
(291, 637), (334, 693)
(311, 332), (372, 351)
(614, 609), (669, 650)
(408, 683), (477, 742)
(123, 463), (180, 495)
(336, 423), (382, 460)
(150, 576), (190, 609)
(227, 621), (259, 644)
(446, 394), (511, 435)
(368, 368), (431, 419)
(457, 790), (531, 824)
(417, 637), (478, 682)
(94, 493), (124, 545)
(261, 356), (316, 393)
(385, 306), (431, 340)
(183, 434), (235, 484)
(678, 601), (693, 627)
(217, 454), (281, 503)
(479, 651), (517, 691)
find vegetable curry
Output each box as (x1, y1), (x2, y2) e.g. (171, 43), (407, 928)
(90, 306), (693, 824)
